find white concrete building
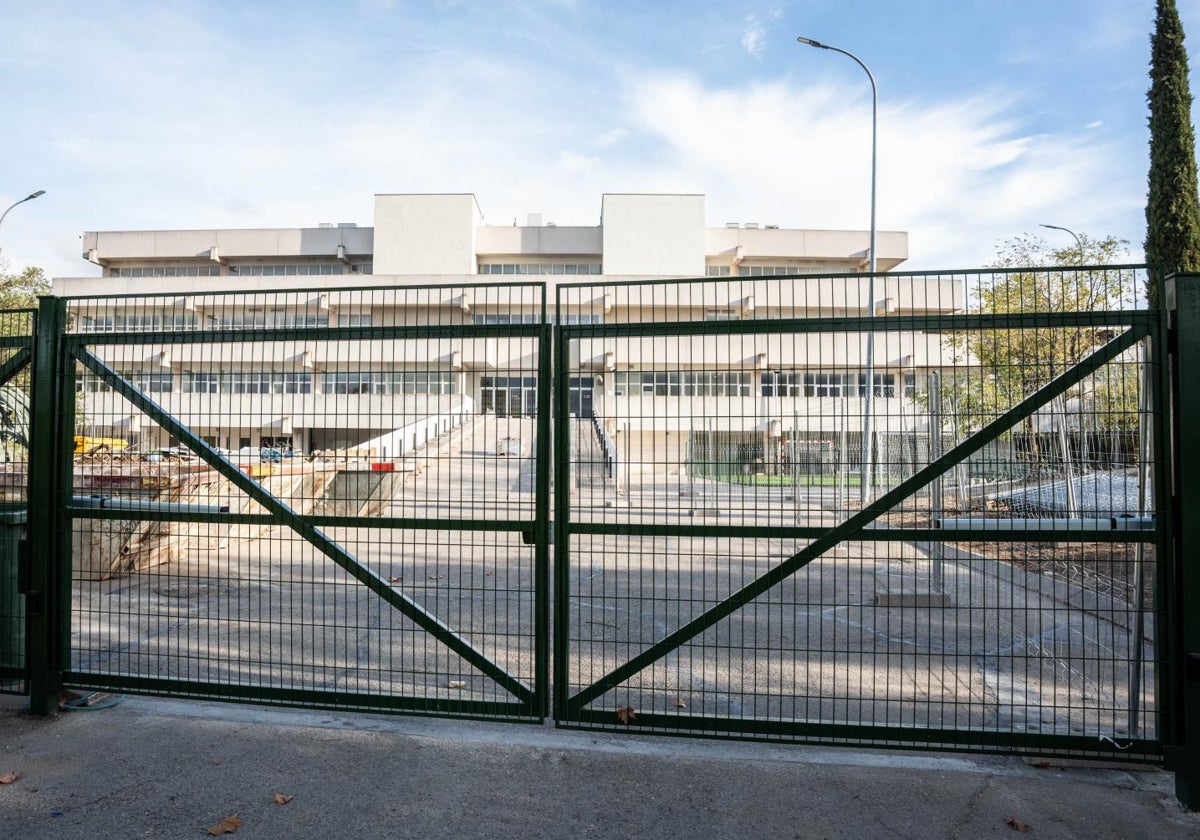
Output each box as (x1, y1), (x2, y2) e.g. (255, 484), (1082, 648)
(54, 193), (956, 466)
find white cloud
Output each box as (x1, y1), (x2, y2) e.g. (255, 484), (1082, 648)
(1086, 120), (1104, 129)
(741, 16), (766, 58)
(2, 3), (1149, 281)
(621, 75), (1142, 268)
(596, 127), (629, 147)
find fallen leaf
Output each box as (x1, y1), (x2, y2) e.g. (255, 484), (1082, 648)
(273, 793), (293, 805)
(616, 706), (636, 724)
(209, 760), (223, 766)
(1005, 817), (1030, 832)
(1029, 760), (1052, 769)
(447, 680), (466, 689)
(206, 815), (243, 835)
(0, 772), (18, 784)
(673, 699), (686, 709)
(388, 576), (402, 584)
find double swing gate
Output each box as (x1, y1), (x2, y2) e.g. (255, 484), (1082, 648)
(3, 268), (1199, 802)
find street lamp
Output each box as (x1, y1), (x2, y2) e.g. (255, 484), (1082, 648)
(0, 190), (46, 234)
(1039, 223), (1084, 263)
(1039, 223), (1086, 512)
(796, 36), (878, 504)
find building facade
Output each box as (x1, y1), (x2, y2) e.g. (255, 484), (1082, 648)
(54, 193), (956, 465)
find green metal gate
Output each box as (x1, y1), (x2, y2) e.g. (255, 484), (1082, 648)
(553, 268), (1173, 763)
(0, 308), (34, 695)
(8, 266), (1200, 806)
(27, 283), (551, 719)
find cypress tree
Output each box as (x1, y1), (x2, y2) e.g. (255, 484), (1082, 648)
(1146, 0), (1200, 305)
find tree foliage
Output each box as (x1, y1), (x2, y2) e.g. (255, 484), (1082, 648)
(1145, 0), (1200, 303)
(0, 249), (49, 311)
(926, 234), (1137, 440)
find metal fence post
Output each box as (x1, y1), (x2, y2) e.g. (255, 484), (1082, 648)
(1168, 273), (1200, 809)
(27, 296), (68, 715)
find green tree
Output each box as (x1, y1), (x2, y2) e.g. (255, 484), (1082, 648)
(920, 235), (1137, 480)
(1145, 0), (1200, 304)
(0, 249), (49, 311)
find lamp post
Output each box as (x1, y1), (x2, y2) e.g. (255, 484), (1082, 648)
(1039, 223), (1084, 263)
(796, 36), (878, 503)
(0, 190), (46, 235)
(1039, 223), (1085, 511)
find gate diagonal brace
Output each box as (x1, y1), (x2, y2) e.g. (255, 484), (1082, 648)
(74, 347), (534, 705)
(567, 323), (1147, 712)
(0, 347), (31, 388)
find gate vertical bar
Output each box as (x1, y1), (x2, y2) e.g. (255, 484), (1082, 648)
(1168, 273), (1200, 810)
(27, 296), (68, 716)
(534, 315), (552, 718)
(552, 302), (571, 720)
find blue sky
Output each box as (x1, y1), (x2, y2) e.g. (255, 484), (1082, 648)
(0, 0), (1193, 279)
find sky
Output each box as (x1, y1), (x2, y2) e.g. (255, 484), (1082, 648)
(0, 0), (1195, 280)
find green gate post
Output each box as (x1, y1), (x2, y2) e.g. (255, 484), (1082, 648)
(1169, 273), (1200, 809)
(26, 296), (68, 716)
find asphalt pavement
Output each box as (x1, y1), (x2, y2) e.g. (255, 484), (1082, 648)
(1, 693), (1197, 840)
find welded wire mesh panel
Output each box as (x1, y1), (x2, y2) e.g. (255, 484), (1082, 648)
(0, 308), (34, 695)
(61, 283), (547, 717)
(556, 268), (1165, 759)
(70, 525), (538, 714)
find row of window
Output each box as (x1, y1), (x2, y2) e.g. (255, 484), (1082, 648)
(111, 265), (222, 278)
(472, 313), (603, 325)
(78, 312), (381, 331)
(478, 263), (602, 275)
(77, 310), (612, 332)
(705, 265), (820, 278)
(230, 264), (373, 276)
(613, 371), (754, 397)
(109, 263), (374, 279)
(78, 370), (457, 396)
(612, 371), (921, 398)
(761, 372), (918, 398)
(111, 262), (825, 281)
(77, 368), (921, 398)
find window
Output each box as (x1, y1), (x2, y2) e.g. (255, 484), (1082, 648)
(804, 373), (857, 398)
(866, 373), (897, 397)
(903, 373), (918, 398)
(557, 313), (603, 325)
(761, 372), (804, 397)
(705, 266), (731, 277)
(131, 371), (174, 393)
(183, 371), (220, 394)
(704, 308), (741, 321)
(337, 313), (373, 327)
(274, 372), (313, 394)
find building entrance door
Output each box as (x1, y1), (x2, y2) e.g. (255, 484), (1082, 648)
(481, 377), (539, 417)
(567, 377), (594, 418)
